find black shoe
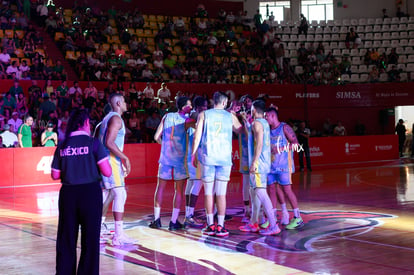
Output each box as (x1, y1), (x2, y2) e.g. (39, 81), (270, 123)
(168, 220), (183, 231)
(149, 218), (162, 229)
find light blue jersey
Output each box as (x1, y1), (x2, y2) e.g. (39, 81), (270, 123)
(270, 122), (295, 173)
(248, 118), (271, 174)
(198, 109), (233, 166)
(99, 112), (126, 188)
(239, 127), (249, 173)
(159, 112), (187, 167)
(187, 126), (198, 179)
(99, 112), (125, 152)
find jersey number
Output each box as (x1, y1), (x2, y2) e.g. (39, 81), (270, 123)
(214, 122), (222, 136)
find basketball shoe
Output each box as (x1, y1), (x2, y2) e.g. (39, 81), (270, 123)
(215, 225), (229, 237)
(202, 224), (216, 236)
(285, 217), (304, 230)
(239, 223), (260, 233)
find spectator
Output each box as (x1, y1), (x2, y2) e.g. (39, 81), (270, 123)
(355, 120), (366, 136)
(388, 65), (400, 82)
(128, 111), (142, 143)
(38, 94), (57, 123)
(8, 111), (22, 134)
(17, 114), (33, 147)
(382, 8), (388, 19)
(298, 14), (308, 35)
(8, 80), (23, 98)
(68, 81), (82, 96)
(395, 119), (406, 157)
(0, 48), (11, 66)
(253, 9), (262, 29)
(145, 111), (161, 142)
(369, 66), (379, 82)
(143, 82), (155, 99)
(157, 82), (171, 103)
(296, 121), (312, 172)
(345, 28), (361, 49)
(40, 122), (57, 147)
(388, 48), (399, 65)
(16, 93), (28, 116)
(3, 92), (16, 110)
(333, 121), (347, 136)
(0, 124), (18, 147)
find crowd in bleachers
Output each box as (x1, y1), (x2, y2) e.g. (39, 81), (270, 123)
(2, 2), (414, 147)
(39, 4), (414, 84)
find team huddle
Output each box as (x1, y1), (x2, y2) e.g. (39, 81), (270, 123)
(148, 91), (304, 237)
(50, 91), (304, 274)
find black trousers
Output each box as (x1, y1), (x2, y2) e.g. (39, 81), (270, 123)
(298, 144), (311, 170)
(56, 183), (103, 275)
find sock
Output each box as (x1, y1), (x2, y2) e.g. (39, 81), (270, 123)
(217, 215), (225, 227)
(256, 188), (277, 229)
(185, 206), (190, 217)
(171, 208), (180, 223)
(101, 216), (106, 225)
(154, 206), (161, 220)
(114, 220), (123, 236)
(293, 208), (301, 218)
(207, 213), (214, 226)
(188, 206), (195, 216)
(281, 203), (287, 212)
(273, 208), (277, 219)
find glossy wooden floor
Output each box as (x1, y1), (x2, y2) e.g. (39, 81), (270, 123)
(1, 159), (414, 275)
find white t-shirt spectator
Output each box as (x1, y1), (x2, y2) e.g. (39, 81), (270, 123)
(126, 58), (137, 67)
(137, 57), (147, 66)
(157, 88), (171, 102)
(6, 64), (19, 76)
(19, 63), (30, 72)
(143, 86), (154, 98)
(153, 59), (164, 70)
(1, 130), (18, 147)
(0, 52), (10, 64)
(68, 86), (82, 96)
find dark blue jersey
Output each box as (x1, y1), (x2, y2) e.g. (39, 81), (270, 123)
(51, 131), (108, 185)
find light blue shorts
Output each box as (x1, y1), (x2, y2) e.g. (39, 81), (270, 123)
(267, 172), (292, 186)
(250, 173), (267, 188)
(188, 162), (202, 180)
(200, 164), (231, 182)
(158, 163), (188, 181)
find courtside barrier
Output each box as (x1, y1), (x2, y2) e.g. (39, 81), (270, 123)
(0, 135), (398, 187)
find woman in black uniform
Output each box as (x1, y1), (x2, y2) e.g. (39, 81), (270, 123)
(51, 109), (111, 275)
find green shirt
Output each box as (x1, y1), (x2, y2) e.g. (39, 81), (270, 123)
(56, 85), (68, 97)
(18, 124), (32, 147)
(44, 131), (56, 147)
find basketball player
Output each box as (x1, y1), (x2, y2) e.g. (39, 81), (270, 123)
(149, 96), (194, 230)
(265, 107), (304, 229)
(51, 109), (111, 274)
(238, 94), (253, 222)
(239, 100), (281, 235)
(191, 91), (242, 237)
(98, 93), (137, 245)
(184, 96), (208, 228)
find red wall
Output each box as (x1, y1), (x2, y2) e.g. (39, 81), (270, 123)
(0, 135), (398, 187)
(3, 80), (408, 135)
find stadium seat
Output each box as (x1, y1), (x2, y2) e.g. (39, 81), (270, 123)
(379, 73), (388, 82)
(351, 74), (360, 82)
(373, 25), (381, 32)
(391, 17), (399, 24)
(358, 18), (367, 26)
(375, 18), (383, 25)
(403, 63), (412, 72)
(383, 18), (391, 24)
(367, 18), (375, 25)
(360, 73), (369, 82)
(295, 66), (304, 75)
(341, 74), (350, 82)
(358, 65), (368, 73)
(397, 24), (406, 31)
(381, 25), (390, 32)
(400, 72), (408, 81)
(400, 31), (408, 38)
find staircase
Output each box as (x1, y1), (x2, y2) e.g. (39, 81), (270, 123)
(34, 26), (78, 81)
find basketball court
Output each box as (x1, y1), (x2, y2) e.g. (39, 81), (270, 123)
(1, 159), (414, 274)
